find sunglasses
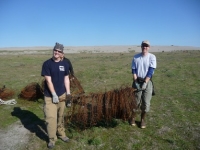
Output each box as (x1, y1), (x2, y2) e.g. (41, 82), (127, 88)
(54, 49), (63, 53)
(141, 44), (149, 47)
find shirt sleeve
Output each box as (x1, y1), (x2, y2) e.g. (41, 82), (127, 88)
(131, 57), (136, 70)
(150, 54), (157, 68)
(146, 67), (155, 78)
(132, 69), (137, 74)
(41, 61), (51, 76)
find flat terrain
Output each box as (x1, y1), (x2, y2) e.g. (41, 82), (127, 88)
(0, 45), (200, 55)
(0, 49), (200, 150)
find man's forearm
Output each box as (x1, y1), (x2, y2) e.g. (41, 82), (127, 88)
(144, 77), (150, 83)
(65, 76), (70, 94)
(45, 76), (56, 94)
(133, 74), (137, 81)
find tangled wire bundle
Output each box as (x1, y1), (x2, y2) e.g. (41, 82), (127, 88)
(67, 86), (136, 129)
(0, 85), (15, 100)
(69, 74), (85, 96)
(18, 82), (43, 101)
(18, 76), (136, 129)
(19, 75), (84, 101)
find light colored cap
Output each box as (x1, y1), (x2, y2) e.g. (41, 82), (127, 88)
(141, 40), (150, 46)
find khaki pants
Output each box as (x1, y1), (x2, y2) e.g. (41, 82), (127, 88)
(43, 93), (66, 143)
(134, 80), (153, 112)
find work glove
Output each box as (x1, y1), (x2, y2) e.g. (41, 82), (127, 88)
(141, 82), (147, 90)
(135, 81), (140, 90)
(132, 80), (140, 90)
(66, 94), (72, 107)
(52, 92), (59, 103)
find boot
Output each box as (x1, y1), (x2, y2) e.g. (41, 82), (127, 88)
(60, 136), (70, 142)
(48, 141), (55, 149)
(130, 112), (136, 126)
(141, 111), (146, 129)
(48, 138), (56, 149)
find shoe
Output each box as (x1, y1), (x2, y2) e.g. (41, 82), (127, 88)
(141, 112), (146, 129)
(130, 118), (136, 126)
(48, 142), (54, 149)
(141, 120), (146, 129)
(61, 136), (70, 142)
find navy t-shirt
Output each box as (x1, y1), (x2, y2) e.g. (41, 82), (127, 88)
(41, 58), (69, 97)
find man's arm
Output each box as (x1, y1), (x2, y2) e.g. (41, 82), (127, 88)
(144, 77), (150, 83)
(132, 69), (137, 81)
(133, 74), (137, 81)
(64, 75), (70, 95)
(45, 76), (59, 103)
(44, 76), (56, 94)
(144, 67), (155, 83)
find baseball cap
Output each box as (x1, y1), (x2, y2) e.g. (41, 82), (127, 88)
(141, 40), (150, 46)
(54, 42), (64, 52)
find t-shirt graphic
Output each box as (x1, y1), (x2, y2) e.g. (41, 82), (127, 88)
(59, 66), (65, 71)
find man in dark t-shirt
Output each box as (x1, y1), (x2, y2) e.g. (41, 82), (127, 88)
(41, 42), (71, 149)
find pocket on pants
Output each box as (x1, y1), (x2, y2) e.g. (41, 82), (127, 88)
(59, 93), (66, 102)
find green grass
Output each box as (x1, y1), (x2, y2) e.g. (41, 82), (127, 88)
(0, 50), (200, 149)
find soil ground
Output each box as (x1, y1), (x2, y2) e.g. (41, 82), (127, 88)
(0, 121), (31, 150)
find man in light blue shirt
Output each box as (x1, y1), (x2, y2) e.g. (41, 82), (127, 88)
(131, 40), (157, 129)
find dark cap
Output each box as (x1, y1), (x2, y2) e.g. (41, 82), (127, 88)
(54, 42), (64, 52)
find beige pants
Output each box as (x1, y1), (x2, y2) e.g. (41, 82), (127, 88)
(43, 93), (66, 143)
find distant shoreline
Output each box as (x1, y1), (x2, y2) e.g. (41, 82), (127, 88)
(0, 45), (200, 55)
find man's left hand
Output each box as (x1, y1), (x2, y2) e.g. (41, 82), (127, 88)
(142, 82), (147, 90)
(66, 94), (72, 100)
(66, 94), (72, 107)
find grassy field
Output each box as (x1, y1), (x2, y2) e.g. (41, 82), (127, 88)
(0, 50), (200, 150)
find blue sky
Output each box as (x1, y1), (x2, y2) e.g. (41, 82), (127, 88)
(0, 0), (200, 47)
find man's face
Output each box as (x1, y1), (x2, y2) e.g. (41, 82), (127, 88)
(141, 44), (150, 54)
(53, 49), (63, 59)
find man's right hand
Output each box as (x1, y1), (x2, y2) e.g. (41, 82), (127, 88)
(134, 81), (140, 90)
(132, 80), (140, 90)
(52, 92), (59, 103)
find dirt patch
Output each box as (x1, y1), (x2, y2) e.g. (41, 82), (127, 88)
(0, 121), (31, 150)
